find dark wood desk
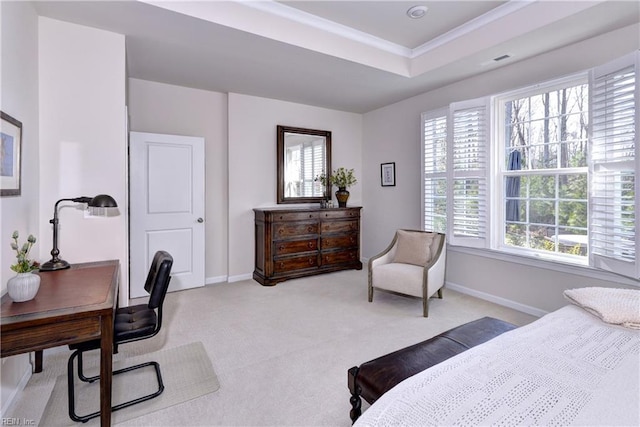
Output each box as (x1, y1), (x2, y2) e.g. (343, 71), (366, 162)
(1, 260), (119, 427)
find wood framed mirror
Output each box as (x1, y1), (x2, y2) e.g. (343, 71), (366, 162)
(277, 125), (332, 204)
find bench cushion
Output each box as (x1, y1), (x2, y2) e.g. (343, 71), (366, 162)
(349, 317), (517, 405)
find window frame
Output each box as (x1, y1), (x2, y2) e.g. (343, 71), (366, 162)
(421, 51), (639, 279)
(492, 72), (590, 264)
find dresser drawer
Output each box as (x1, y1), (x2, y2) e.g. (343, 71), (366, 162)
(322, 234), (358, 250)
(274, 254), (318, 273)
(275, 238), (318, 255)
(272, 211), (319, 222)
(254, 207), (361, 285)
(319, 209), (360, 220)
(274, 222), (319, 239)
(321, 249), (359, 266)
(321, 219), (359, 234)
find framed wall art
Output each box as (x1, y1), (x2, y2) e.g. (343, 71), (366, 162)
(1, 111), (23, 196)
(381, 162), (395, 187)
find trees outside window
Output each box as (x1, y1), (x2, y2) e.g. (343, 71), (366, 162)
(421, 51), (639, 278)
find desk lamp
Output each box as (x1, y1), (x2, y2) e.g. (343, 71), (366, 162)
(40, 194), (118, 271)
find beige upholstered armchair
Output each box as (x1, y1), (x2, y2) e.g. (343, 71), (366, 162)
(368, 230), (446, 317)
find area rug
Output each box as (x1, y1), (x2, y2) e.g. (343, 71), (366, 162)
(39, 342), (220, 426)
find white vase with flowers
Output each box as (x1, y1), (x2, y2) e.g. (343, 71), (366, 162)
(7, 231), (40, 302)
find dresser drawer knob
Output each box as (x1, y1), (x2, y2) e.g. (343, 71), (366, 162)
(308, 242), (314, 248)
(308, 258), (314, 265)
(279, 245), (285, 251)
(308, 226), (314, 232)
(279, 262), (285, 268)
(278, 228), (284, 234)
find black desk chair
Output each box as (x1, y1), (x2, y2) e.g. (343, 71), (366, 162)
(67, 251), (173, 423)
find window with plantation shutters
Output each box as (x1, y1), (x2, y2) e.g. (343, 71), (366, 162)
(301, 138), (326, 197)
(589, 52), (639, 278)
(421, 51), (639, 278)
(422, 110), (447, 233)
(448, 99), (489, 247)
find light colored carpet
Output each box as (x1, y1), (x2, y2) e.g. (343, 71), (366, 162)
(6, 268), (537, 426)
(38, 342), (219, 426)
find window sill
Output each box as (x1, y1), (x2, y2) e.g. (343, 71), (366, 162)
(448, 245), (640, 288)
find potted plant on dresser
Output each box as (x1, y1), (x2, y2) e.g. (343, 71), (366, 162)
(330, 167), (357, 207)
(7, 231), (40, 302)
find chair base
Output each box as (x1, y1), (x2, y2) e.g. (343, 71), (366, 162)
(68, 349), (165, 423)
(369, 286), (444, 317)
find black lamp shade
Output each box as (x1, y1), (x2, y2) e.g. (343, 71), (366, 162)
(89, 194), (118, 208)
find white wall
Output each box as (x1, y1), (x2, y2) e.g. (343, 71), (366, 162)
(228, 93), (362, 280)
(362, 24), (640, 313)
(0, 1), (40, 415)
(38, 17), (128, 304)
(127, 78), (229, 284)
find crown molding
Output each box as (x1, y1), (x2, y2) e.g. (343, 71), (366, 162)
(241, 0), (412, 57)
(243, 0), (538, 60)
(410, 0), (534, 58)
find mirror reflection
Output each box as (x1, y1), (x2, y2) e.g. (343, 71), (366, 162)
(277, 126), (331, 204)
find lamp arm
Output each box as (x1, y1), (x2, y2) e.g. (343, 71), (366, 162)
(48, 197), (93, 259)
(41, 195), (114, 272)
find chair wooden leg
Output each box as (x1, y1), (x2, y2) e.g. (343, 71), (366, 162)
(368, 286), (373, 302)
(423, 297), (429, 318)
(437, 287), (443, 299)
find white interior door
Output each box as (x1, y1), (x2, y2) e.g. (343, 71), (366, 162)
(129, 131), (205, 298)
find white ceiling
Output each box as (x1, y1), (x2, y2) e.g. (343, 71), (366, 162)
(33, 1), (640, 113)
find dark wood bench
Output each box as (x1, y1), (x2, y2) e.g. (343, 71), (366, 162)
(347, 316), (517, 423)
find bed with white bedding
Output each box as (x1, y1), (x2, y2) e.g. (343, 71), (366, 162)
(355, 293), (640, 426)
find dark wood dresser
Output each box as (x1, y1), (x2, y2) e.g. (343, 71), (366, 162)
(253, 207), (362, 286)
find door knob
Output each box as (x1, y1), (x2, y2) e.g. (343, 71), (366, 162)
(197, 218), (204, 223)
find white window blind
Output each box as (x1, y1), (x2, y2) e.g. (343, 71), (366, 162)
(448, 99), (490, 247)
(301, 138), (325, 196)
(589, 51), (639, 278)
(422, 110), (448, 233)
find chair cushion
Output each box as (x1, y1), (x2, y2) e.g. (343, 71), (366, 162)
(392, 230), (434, 266)
(372, 263), (423, 297)
(114, 304), (158, 341)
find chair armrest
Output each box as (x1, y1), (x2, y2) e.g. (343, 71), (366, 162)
(369, 234), (398, 270)
(423, 238), (446, 294)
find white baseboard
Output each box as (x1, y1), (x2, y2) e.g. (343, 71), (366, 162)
(1, 359), (32, 417)
(446, 281), (548, 318)
(205, 275), (227, 285)
(227, 273), (253, 283)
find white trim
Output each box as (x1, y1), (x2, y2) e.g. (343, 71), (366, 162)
(446, 280), (547, 318)
(243, 0), (535, 60)
(205, 275), (228, 285)
(0, 360), (31, 417)
(449, 245), (640, 288)
(411, 0), (533, 58)
(242, 0), (411, 57)
(228, 273), (254, 283)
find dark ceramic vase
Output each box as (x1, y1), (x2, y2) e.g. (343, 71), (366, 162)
(335, 187), (350, 207)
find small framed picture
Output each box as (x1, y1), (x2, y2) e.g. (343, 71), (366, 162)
(381, 162), (395, 187)
(1, 111), (22, 197)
